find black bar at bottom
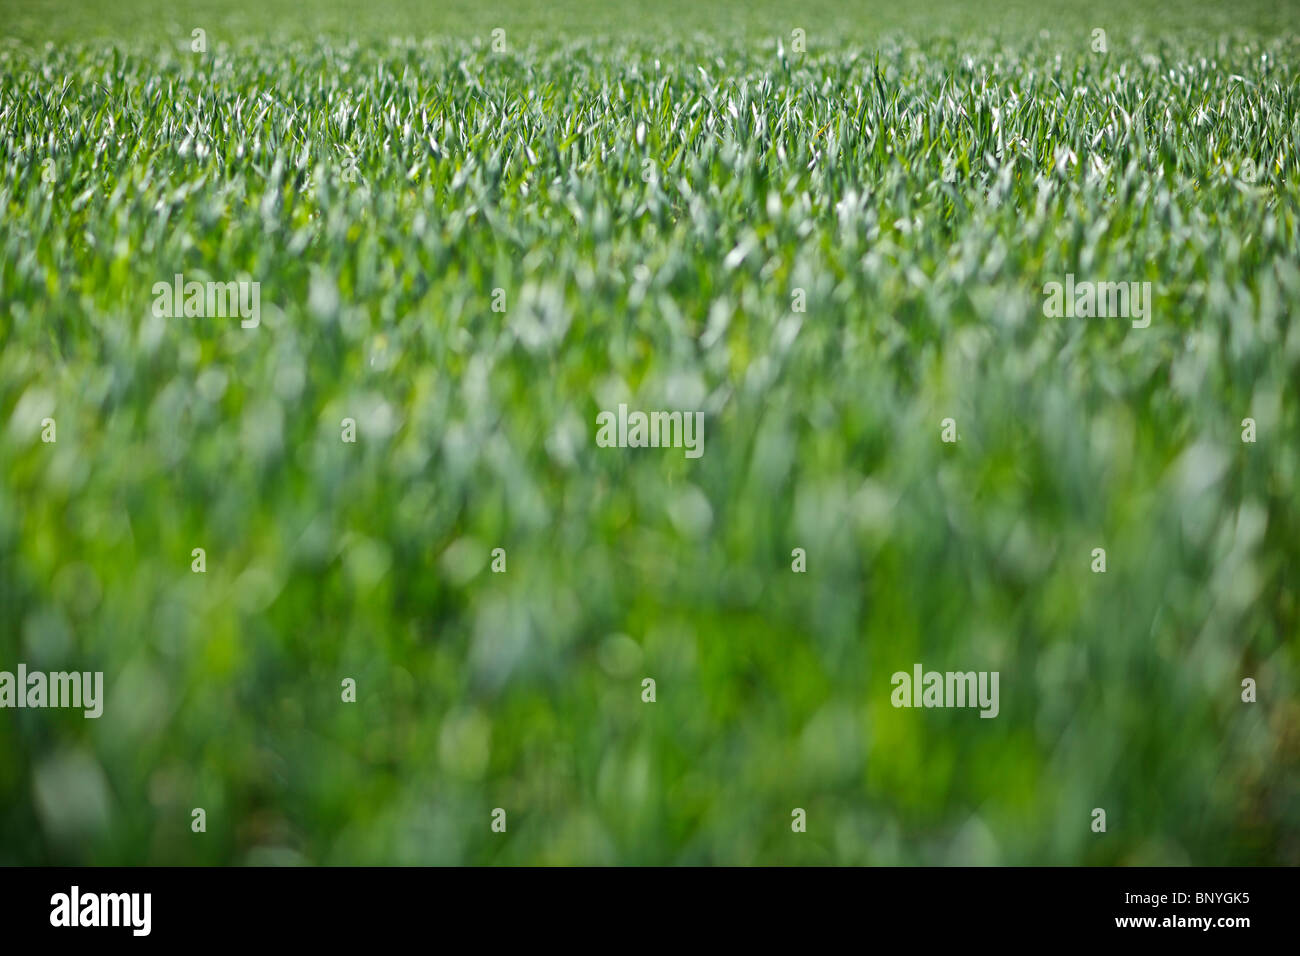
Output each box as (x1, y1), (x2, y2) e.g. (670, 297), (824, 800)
(0, 866), (1283, 942)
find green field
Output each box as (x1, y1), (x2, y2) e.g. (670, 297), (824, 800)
(1, 1), (1298, 865)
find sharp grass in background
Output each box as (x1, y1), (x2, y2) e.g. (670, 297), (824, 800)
(1, 2), (1298, 864)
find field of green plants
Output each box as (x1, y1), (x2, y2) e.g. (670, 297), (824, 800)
(1, 0), (1298, 865)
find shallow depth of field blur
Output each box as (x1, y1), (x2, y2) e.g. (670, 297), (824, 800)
(1, 0), (1298, 864)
